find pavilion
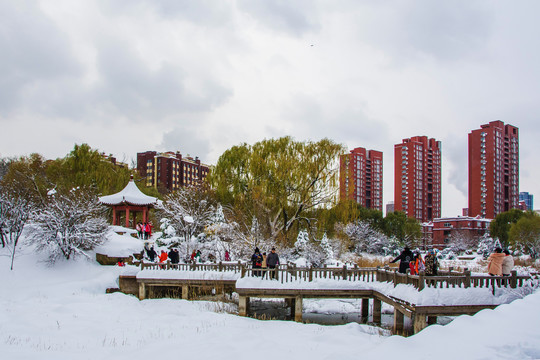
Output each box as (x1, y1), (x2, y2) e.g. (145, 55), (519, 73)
(99, 176), (160, 228)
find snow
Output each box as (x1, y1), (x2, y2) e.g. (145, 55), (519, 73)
(93, 227), (144, 257)
(99, 179), (159, 206)
(137, 269), (241, 281)
(2, 238), (540, 359)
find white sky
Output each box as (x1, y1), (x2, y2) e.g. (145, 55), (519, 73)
(2, 0), (540, 216)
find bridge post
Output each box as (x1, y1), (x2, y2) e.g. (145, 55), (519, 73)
(413, 313), (427, 334)
(218, 261), (223, 272)
(393, 309), (404, 335)
(510, 270), (518, 288)
(239, 296), (250, 317)
(342, 265), (348, 280)
(139, 282), (146, 300)
(182, 285), (189, 300)
(464, 268), (471, 288)
(361, 298), (369, 323)
(418, 271), (425, 291)
(294, 296), (303, 322)
(372, 298), (382, 324)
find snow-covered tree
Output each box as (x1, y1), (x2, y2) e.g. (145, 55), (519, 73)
(28, 187), (108, 263)
(448, 231), (477, 254)
(0, 185), (35, 269)
(157, 185), (216, 245)
(294, 229), (309, 255)
(477, 235), (498, 258)
(341, 220), (392, 255)
(159, 218), (176, 238)
(292, 229), (325, 267)
(320, 232), (334, 262)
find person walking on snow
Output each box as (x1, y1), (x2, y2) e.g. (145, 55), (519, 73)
(390, 246), (414, 274)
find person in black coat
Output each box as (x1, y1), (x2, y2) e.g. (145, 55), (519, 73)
(168, 249), (180, 264)
(390, 246), (414, 274)
(251, 248), (263, 276)
(266, 247), (280, 279)
(146, 246), (157, 262)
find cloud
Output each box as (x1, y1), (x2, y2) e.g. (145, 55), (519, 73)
(92, 38), (232, 121)
(0, 1), (82, 116)
(238, 0), (321, 36)
(159, 121), (212, 162)
(352, 1), (493, 64)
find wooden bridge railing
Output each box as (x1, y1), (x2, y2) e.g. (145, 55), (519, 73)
(140, 261), (245, 273)
(137, 260), (538, 292)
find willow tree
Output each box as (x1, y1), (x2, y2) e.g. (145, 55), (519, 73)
(211, 137), (345, 243)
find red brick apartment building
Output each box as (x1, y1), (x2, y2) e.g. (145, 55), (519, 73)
(468, 121), (519, 219)
(137, 151), (210, 192)
(339, 147), (383, 211)
(423, 216), (492, 248)
(394, 136), (441, 222)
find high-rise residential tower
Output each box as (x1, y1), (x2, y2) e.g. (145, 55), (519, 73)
(519, 192), (533, 211)
(394, 136), (441, 222)
(339, 147), (383, 211)
(468, 121), (519, 218)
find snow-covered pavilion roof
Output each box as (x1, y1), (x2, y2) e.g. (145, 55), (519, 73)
(99, 179), (159, 206)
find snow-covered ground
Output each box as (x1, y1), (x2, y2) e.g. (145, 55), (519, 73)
(2, 233), (540, 359)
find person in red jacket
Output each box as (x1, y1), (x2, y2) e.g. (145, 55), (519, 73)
(159, 250), (168, 263)
(147, 222), (154, 239)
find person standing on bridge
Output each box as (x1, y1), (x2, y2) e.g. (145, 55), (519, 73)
(251, 248), (263, 276)
(390, 246), (414, 274)
(266, 247), (280, 280)
(424, 249), (438, 276)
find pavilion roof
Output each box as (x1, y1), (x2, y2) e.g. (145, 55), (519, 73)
(99, 179), (159, 206)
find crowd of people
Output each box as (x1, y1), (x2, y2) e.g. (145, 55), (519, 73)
(250, 247), (280, 278)
(136, 221), (153, 240)
(390, 246), (515, 277)
(142, 243), (232, 265)
(139, 235), (513, 278)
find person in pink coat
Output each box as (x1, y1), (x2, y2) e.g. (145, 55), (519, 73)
(487, 247), (506, 276)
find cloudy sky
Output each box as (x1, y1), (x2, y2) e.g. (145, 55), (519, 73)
(2, 0), (540, 216)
